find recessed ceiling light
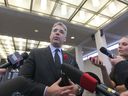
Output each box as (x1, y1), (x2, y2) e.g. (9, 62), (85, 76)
(71, 36), (75, 39)
(34, 29), (39, 32)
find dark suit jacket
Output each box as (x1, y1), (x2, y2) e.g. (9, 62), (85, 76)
(19, 46), (81, 96)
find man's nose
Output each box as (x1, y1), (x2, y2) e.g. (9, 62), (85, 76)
(55, 31), (60, 35)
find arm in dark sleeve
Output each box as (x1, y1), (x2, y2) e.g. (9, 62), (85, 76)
(19, 49), (36, 79)
(18, 49), (46, 95)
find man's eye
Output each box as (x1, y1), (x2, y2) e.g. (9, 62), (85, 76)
(59, 30), (64, 34)
(53, 29), (58, 32)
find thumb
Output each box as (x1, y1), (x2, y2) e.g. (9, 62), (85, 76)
(69, 79), (75, 85)
(55, 78), (62, 84)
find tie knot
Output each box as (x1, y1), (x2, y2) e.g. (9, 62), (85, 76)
(55, 49), (60, 53)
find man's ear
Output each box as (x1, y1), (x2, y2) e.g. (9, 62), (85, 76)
(64, 37), (66, 42)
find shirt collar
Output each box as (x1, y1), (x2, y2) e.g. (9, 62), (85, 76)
(49, 44), (61, 53)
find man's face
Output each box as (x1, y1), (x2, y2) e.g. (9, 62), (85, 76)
(50, 25), (67, 47)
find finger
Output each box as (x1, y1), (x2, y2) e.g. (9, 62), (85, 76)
(69, 94), (75, 96)
(61, 85), (73, 91)
(55, 78), (62, 84)
(68, 79), (74, 85)
(60, 89), (72, 95)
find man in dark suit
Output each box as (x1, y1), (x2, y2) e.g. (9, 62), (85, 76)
(19, 22), (83, 96)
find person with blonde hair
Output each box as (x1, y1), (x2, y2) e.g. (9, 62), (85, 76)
(90, 36), (128, 93)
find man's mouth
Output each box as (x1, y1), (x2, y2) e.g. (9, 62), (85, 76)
(53, 37), (60, 40)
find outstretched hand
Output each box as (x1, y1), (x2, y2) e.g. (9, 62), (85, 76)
(89, 56), (104, 68)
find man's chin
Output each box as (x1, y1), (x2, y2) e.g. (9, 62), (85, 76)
(52, 42), (61, 47)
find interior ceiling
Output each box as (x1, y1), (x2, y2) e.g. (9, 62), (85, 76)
(0, 0), (128, 59)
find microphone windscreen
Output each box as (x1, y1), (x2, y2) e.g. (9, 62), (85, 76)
(61, 64), (98, 93)
(61, 64), (83, 84)
(80, 73), (98, 93)
(86, 72), (101, 84)
(0, 76), (34, 96)
(21, 52), (29, 60)
(0, 77), (27, 95)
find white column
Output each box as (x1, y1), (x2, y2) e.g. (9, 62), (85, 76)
(95, 30), (112, 74)
(75, 45), (84, 71)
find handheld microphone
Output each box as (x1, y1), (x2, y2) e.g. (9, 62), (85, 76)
(61, 64), (119, 96)
(100, 47), (114, 58)
(0, 52), (28, 68)
(0, 76), (43, 96)
(61, 63), (97, 93)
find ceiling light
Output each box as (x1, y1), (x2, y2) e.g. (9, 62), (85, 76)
(91, 0), (100, 7)
(34, 29), (39, 32)
(61, 4), (67, 16)
(40, 0), (47, 10)
(94, 16), (100, 25)
(15, 0), (23, 6)
(71, 36), (75, 39)
(108, 2), (117, 13)
(79, 11), (86, 20)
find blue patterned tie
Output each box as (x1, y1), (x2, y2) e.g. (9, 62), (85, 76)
(55, 49), (61, 66)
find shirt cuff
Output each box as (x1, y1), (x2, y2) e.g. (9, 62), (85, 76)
(43, 86), (48, 96)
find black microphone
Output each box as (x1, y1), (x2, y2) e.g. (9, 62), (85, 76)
(0, 76), (43, 96)
(100, 47), (114, 58)
(124, 77), (128, 89)
(0, 52), (28, 68)
(61, 63), (97, 93)
(61, 64), (119, 96)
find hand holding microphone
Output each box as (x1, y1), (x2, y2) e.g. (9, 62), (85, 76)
(110, 55), (126, 66)
(100, 47), (126, 66)
(89, 47), (113, 67)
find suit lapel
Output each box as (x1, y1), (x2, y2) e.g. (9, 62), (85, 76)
(44, 47), (60, 79)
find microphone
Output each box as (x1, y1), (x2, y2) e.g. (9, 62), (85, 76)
(124, 77), (128, 89)
(100, 47), (114, 58)
(87, 72), (119, 96)
(61, 64), (119, 96)
(0, 76), (43, 96)
(0, 52), (28, 68)
(61, 63), (97, 93)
